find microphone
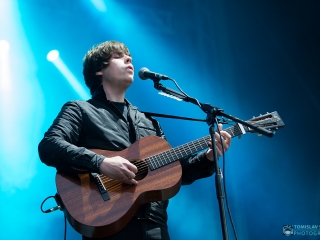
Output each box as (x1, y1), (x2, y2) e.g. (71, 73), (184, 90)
(138, 67), (170, 81)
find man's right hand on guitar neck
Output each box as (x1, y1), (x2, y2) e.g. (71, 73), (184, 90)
(99, 157), (138, 185)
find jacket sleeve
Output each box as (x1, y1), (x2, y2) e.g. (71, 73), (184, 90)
(180, 151), (216, 185)
(38, 101), (105, 173)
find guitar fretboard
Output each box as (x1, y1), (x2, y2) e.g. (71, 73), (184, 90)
(146, 124), (244, 170)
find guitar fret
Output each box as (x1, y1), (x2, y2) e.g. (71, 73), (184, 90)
(175, 146), (184, 158)
(181, 145), (189, 157)
(192, 138), (202, 152)
(189, 141), (197, 153)
(194, 137), (208, 151)
(155, 155), (162, 168)
(146, 121), (258, 171)
(160, 152), (167, 167)
(149, 156), (158, 170)
(191, 139), (199, 153)
(200, 138), (209, 149)
(178, 150), (185, 158)
(225, 125), (242, 138)
(147, 157), (154, 170)
(187, 144), (192, 153)
(167, 150), (175, 163)
(163, 151), (170, 164)
(162, 151), (170, 166)
(147, 135), (212, 171)
(172, 148), (180, 161)
(226, 127), (235, 137)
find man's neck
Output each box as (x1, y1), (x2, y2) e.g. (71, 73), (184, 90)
(102, 84), (125, 102)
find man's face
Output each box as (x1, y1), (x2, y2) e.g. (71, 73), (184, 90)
(96, 52), (134, 89)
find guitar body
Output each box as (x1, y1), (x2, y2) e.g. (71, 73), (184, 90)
(55, 111), (285, 238)
(56, 135), (182, 238)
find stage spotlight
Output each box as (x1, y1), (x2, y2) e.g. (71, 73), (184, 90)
(47, 50), (90, 99)
(0, 40), (10, 90)
(47, 50), (59, 62)
(0, 40), (10, 52)
(90, 0), (107, 12)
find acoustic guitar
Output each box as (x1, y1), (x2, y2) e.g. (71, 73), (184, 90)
(56, 111), (284, 238)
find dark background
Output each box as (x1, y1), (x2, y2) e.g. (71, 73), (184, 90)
(0, 0), (319, 239)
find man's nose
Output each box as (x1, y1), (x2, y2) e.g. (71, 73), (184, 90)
(125, 56), (132, 64)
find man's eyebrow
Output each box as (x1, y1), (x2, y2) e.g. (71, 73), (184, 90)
(112, 52), (124, 56)
(111, 52), (132, 59)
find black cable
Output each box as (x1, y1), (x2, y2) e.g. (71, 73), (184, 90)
(40, 195), (56, 213)
(160, 76), (239, 239)
(40, 194), (67, 240)
(215, 118), (239, 240)
(166, 78), (203, 108)
(64, 215), (67, 240)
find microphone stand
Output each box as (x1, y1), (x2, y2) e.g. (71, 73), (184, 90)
(151, 80), (274, 240)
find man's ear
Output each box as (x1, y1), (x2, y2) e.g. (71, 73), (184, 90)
(96, 71), (103, 76)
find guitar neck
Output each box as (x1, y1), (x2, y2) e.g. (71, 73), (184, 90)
(146, 124), (244, 170)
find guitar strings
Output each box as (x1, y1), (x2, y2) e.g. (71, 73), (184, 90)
(147, 135), (212, 169)
(99, 161), (149, 188)
(98, 125), (243, 189)
(146, 124), (242, 169)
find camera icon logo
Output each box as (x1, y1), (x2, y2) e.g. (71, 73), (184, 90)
(283, 225), (293, 236)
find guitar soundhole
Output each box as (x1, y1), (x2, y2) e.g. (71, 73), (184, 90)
(131, 159), (148, 181)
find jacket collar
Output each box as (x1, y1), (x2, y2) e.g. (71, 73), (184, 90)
(91, 85), (136, 110)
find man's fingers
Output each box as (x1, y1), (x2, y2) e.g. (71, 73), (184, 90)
(122, 160), (138, 184)
(100, 157), (139, 185)
(121, 175), (138, 185)
(220, 131), (231, 144)
(125, 161), (138, 174)
(124, 168), (136, 179)
(215, 131), (231, 144)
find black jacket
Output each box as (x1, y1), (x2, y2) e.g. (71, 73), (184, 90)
(38, 86), (216, 227)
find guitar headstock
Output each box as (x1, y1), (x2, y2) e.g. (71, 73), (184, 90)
(246, 111), (285, 133)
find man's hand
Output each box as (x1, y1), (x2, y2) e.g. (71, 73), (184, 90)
(206, 123), (231, 161)
(99, 156), (138, 185)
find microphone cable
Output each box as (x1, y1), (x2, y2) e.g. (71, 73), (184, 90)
(144, 68), (239, 239)
(215, 118), (239, 240)
(163, 77), (203, 109)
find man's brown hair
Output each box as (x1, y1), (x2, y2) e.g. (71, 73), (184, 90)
(83, 40), (131, 95)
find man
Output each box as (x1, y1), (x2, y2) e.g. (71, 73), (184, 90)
(38, 40), (231, 239)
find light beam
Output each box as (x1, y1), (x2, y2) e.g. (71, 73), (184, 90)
(47, 50), (90, 99)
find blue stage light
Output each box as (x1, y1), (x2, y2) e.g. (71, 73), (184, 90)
(46, 49), (59, 62)
(0, 40), (10, 52)
(47, 50), (90, 99)
(90, 0), (107, 12)
(0, 40), (10, 90)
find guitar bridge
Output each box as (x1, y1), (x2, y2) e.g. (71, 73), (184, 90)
(91, 173), (110, 201)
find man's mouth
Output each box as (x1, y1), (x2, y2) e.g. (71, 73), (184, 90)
(126, 66), (134, 71)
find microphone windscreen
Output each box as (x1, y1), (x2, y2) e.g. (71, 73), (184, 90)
(138, 67), (149, 80)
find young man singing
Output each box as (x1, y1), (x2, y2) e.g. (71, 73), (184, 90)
(38, 40), (231, 240)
